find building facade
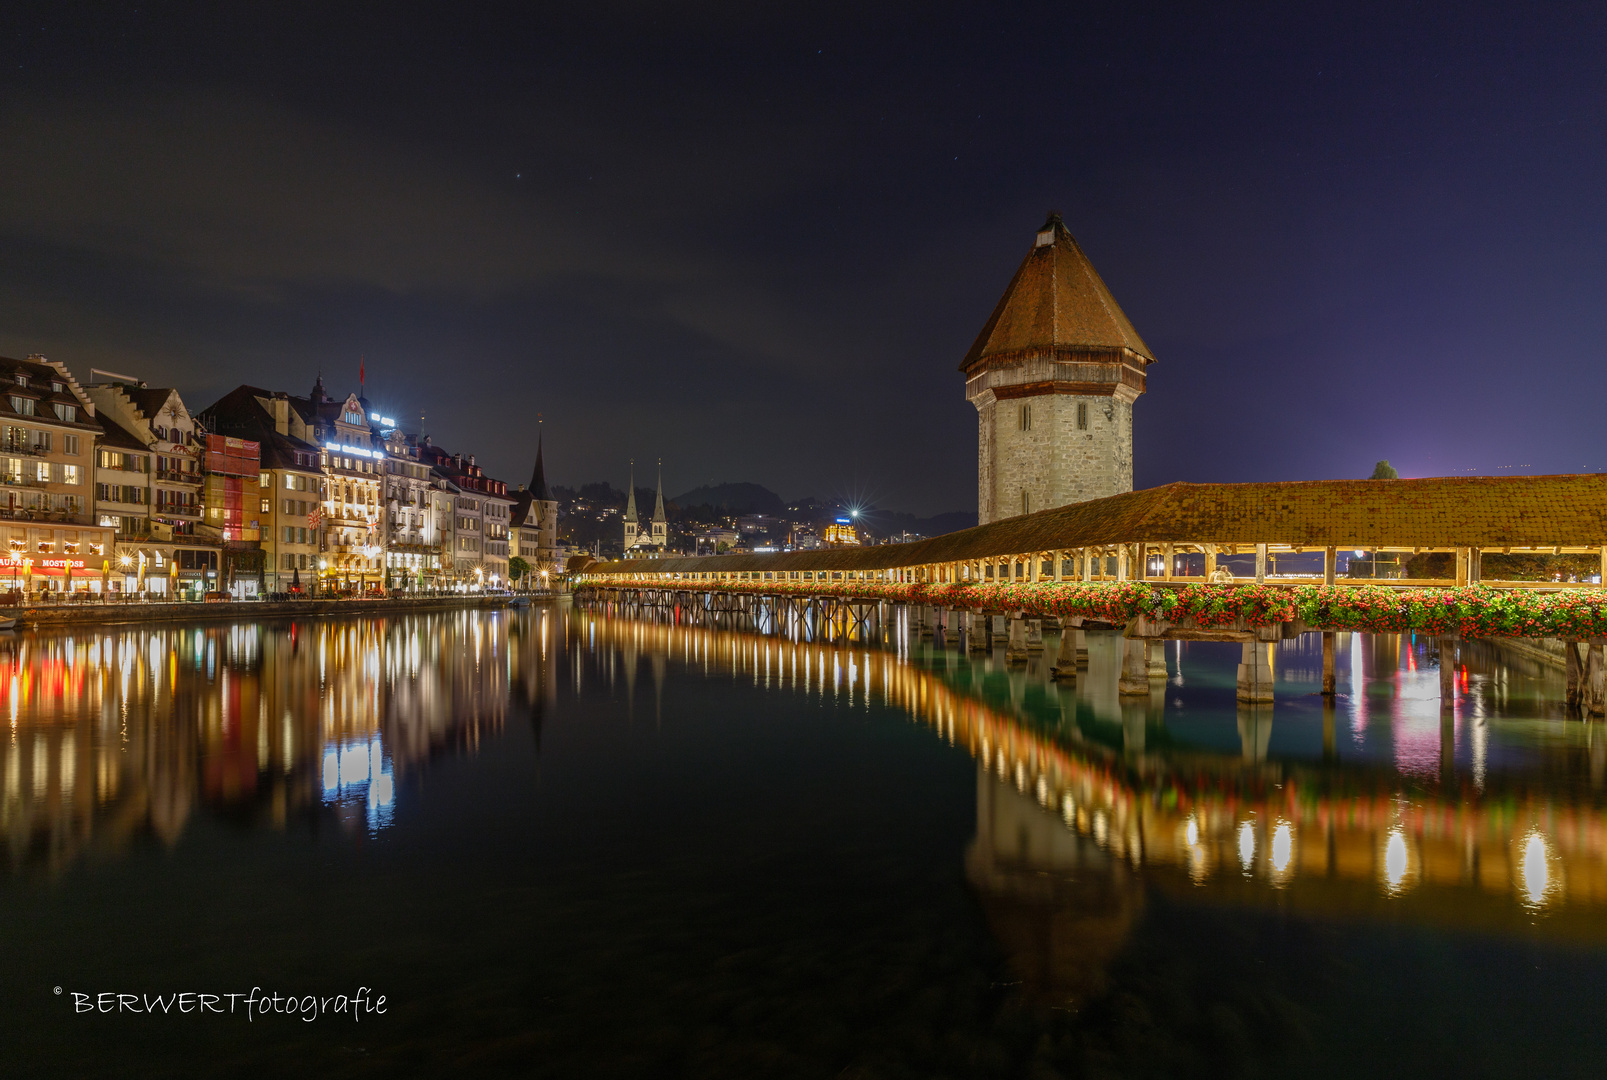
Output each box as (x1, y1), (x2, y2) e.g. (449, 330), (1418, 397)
(0, 356), (113, 594)
(963, 212), (1154, 525)
(382, 431), (447, 589)
(85, 380), (224, 597)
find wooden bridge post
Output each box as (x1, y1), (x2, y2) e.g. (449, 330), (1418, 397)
(1119, 635), (1151, 696)
(1254, 543), (1268, 584)
(1322, 697), (1337, 762)
(1081, 548), (1092, 582)
(1469, 547), (1481, 586)
(1204, 545), (1217, 581)
(1587, 643), (1606, 717)
(1162, 542), (1174, 581)
(1438, 635), (1457, 712)
(1324, 547), (1336, 586)
(1321, 632), (1336, 696)
(1053, 549), (1064, 582)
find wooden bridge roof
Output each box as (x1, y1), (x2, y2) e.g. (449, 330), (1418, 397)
(584, 474), (1607, 576)
(960, 212), (1154, 373)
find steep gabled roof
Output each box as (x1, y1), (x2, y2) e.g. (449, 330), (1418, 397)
(530, 432), (551, 502)
(960, 212), (1154, 372)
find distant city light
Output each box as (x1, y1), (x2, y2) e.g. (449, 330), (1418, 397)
(369, 412), (398, 426)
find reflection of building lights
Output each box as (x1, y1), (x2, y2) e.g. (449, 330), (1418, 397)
(1092, 811), (1108, 845)
(1384, 828), (1410, 892)
(1185, 817), (1199, 847)
(1238, 821), (1255, 873)
(1062, 793), (1076, 827)
(1271, 821), (1294, 876)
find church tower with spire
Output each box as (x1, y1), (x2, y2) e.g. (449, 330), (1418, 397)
(963, 212), (1155, 524)
(650, 460), (667, 548)
(623, 461), (639, 550)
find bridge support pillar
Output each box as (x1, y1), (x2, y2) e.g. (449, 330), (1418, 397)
(1119, 636), (1151, 696)
(1438, 636), (1457, 712)
(1025, 618), (1044, 653)
(1236, 640), (1274, 704)
(1567, 640), (1582, 709)
(1050, 627), (1078, 681)
(968, 611), (990, 652)
(1321, 632), (1336, 696)
(1006, 616), (1029, 665)
(991, 614), (1008, 645)
(918, 605), (935, 639)
(1147, 639), (1168, 679)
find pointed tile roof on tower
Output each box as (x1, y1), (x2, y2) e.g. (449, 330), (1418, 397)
(959, 211), (1155, 373)
(530, 432), (551, 502)
(652, 461), (666, 523)
(624, 463), (638, 523)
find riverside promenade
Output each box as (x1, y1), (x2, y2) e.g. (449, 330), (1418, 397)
(0, 592), (561, 629)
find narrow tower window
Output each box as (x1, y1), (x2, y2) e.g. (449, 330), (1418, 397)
(1021, 490), (1031, 516)
(1019, 403), (1032, 431)
(1076, 402), (1088, 430)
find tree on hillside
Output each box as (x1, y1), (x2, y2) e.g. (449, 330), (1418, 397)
(1369, 460), (1399, 479)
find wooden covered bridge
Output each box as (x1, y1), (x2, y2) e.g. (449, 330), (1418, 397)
(572, 474), (1607, 712)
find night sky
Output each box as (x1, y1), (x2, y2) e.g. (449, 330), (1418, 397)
(0, 3), (1603, 516)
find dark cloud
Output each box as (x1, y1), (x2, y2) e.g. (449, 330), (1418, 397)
(0, 2), (1604, 512)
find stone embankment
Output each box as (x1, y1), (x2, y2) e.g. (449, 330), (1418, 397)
(0, 594), (561, 629)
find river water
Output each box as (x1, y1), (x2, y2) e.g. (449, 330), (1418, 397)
(3, 604), (1605, 1078)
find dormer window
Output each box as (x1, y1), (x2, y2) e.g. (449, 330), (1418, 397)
(50, 382), (62, 393)
(13, 374), (26, 388)
(8, 395), (33, 416)
(53, 403), (76, 423)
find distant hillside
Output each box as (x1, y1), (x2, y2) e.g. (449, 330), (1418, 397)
(671, 482), (785, 515)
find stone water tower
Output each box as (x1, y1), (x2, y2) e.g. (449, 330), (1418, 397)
(963, 212), (1155, 524)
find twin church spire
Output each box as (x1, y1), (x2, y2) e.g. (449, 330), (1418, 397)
(623, 459), (667, 552)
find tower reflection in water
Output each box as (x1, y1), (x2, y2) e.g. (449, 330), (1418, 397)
(0, 610), (559, 875)
(578, 607), (1607, 1005)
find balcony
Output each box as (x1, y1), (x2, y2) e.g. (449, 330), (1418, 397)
(155, 505), (202, 519)
(1, 442), (44, 458)
(156, 470), (203, 485)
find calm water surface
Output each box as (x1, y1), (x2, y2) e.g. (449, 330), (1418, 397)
(3, 604), (1606, 1078)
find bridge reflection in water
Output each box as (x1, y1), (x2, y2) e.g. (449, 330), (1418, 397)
(579, 603), (1607, 1004)
(5, 603), (1605, 1012)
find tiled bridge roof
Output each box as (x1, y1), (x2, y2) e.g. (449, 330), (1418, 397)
(582, 474), (1607, 576)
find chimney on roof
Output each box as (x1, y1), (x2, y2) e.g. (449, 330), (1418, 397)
(1035, 209), (1063, 248)
(469, 454), (475, 466)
